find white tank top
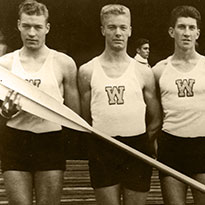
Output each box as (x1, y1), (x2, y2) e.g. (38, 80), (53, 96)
(90, 57), (146, 137)
(7, 49), (64, 133)
(160, 55), (205, 137)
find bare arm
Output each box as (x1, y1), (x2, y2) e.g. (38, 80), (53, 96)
(152, 59), (168, 117)
(58, 54), (81, 115)
(78, 63), (93, 125)
(138, 66), (162, 142)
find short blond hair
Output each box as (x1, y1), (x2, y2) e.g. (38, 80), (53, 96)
(100, 4), (131, 26)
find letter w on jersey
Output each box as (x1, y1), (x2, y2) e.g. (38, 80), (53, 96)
(105, 86), (125, 105)
(175, 79), (195, 97)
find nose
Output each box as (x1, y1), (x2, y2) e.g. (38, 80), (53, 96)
(184, 27), (191, 36)
(115, 27), (122, 37)
(28, 27), (36, 37)
(145, 48), (150, 54)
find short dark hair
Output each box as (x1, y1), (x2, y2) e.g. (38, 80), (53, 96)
(18, 0), (49, 23)
(170, 5), (201, 28)
(136, 38), (149, 49)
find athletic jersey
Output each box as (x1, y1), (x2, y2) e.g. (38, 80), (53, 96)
(7, 49), (64, 133)
(90, 57), (146, 137)
(159, 55), (205, 137)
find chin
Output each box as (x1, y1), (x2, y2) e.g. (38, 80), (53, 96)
(26, 46), (39, 51)
(26, 43), (40, 49)
(181, 46), (192, 51)
(112, 45), (124, 51)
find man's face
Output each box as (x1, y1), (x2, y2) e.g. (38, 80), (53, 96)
(169, 17), (200, 51)
(18, 13), (50, 50)
(137, 43), (150, 59)
(101, 14), (131, 51)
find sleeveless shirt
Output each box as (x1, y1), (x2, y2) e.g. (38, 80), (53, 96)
(90, 57), (146, 137)
(159, 55), (205, 137)
(7, 49), (64, 133)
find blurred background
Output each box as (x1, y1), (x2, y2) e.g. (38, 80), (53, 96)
(0, 0), (205, 67)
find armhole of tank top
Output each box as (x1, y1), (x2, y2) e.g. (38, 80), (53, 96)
(90, 57), (100, 87)
(196, 55), (204, 70)
(11, 50), (19, 72)
(129, 59), (137, 77)
(123, 58), (135, 76)
(158, 57), (171, 84)
(131, 60), (145, 89)
(48, 50), (64, 102)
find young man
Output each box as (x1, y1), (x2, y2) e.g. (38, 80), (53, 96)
(153, 5), (205, 205)
(78, 4), (161, 205)
(0, 0), (80, 204)
(134, 38), (150, 67)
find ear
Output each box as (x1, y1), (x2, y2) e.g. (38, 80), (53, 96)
(101, 26), (105, 36)
(128, 26), (132, 37)
(168, 27), (174, 38)
(196, 28), (200, 40)
(17, 19), (21, 31)
(136, 48), (140, 54)
(46, 23), (50, 34)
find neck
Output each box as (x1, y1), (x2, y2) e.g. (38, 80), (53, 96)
(21, 45), (49, 58)
(173, 46), (200, 61)
(102, 48), (130, 62)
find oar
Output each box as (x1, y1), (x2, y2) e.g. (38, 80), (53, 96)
(0, 65), (205, 193)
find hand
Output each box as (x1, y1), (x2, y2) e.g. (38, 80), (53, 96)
(1, 90), (21, 119)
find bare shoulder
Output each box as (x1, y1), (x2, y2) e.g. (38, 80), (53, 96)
(200, 55), (205, 67)
(53, 51), (77, 75)
(78, 59), (94, 84)
(0, 52), (14, 70)
(152, 59), (168, 81)
(134, 62), (155, 87)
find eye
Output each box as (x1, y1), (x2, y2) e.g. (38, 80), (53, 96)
(189, 25), (197, 31)
(34, 25), (43, 30)
(120, 26), (127, 31)
(177, 24), (185, 29)
(22, 24), (30, 29)
(107, 25), (116, 30)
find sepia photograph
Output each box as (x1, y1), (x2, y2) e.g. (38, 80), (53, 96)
(0, 0), (205, 204)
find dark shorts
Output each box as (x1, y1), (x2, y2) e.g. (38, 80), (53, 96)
(158, 131), (205, 177)
(88, 133), (152, 192)
(0, 126), (66, 172)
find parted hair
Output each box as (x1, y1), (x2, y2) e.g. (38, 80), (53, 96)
(170, 5), (201, 28)
(18, 0), (49, 23)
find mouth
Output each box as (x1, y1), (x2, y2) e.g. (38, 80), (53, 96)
(182, 39), (191, 43)
(113, 39), (123, 44)
(26, 39), (38, 43)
